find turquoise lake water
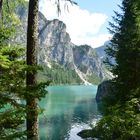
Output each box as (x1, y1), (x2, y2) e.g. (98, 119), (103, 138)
(39, 85), (100, 140)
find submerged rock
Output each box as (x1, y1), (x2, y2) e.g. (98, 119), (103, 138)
(77, 129), (96, 140)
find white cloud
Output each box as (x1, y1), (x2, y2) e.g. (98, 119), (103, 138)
(91, 34), (112, 48)
(75, 33), (112, 48)
(39, 0), (110, 48)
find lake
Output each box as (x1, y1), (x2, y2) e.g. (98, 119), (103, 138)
(39, 85), (101, 140)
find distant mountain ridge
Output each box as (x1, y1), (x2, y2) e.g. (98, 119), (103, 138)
(15, 6), (112, 84)
(95, 41), (115, 65)
(95, 41), (110, 61)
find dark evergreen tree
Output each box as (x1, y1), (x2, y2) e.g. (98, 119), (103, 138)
(109, 0), (140, 101)
(83, 0), (140, 139)
(100, 0), (140, 138)
(0, 1), (26, 138)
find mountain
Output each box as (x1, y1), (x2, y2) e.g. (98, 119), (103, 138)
(95, 41), (115, 65)
(95, 41), (111, 61)
(15, 6), (111, 85)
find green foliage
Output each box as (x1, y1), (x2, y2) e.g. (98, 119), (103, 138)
(0, 1), (45, 139)
(95, 95), (140, 140)
(105, 0), (140, 102)
(38, 61), (102, 85)
(0, 19), (27, 139)
(38, 62), (82, 85)
(77, 64), (87, 73)
(87, 0), (140, 139)
(0, 44), (26, 139)
(87, 74), (101, 85)
(0, 4), (48, 139)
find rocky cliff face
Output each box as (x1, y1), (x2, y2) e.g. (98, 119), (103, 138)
(95, 41), (110, 61)
(38, 16), (75, 69)
(16, 6), (111, 84)
(95, 41), (115, 65)
(73, 45), (105, 79)
(38, 13), (111, 83)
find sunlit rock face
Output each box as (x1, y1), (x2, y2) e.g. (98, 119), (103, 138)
(15, 6), (111, 83)
(38, 15), (75, 68)
(73, 45), (105, 79)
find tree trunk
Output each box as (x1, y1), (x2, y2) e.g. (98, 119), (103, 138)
(26, 0), (39, 139)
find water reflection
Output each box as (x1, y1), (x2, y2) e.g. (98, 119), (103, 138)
(39, 85), (100, 140)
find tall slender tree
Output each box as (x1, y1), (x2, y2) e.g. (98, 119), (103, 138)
(26, 0), (77, 139)
(26, 0), (39, 139)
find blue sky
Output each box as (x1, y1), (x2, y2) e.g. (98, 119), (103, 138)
(75, 0), (121, 16)
(40, 0), (122, 48)
(75, 0), (122, 34)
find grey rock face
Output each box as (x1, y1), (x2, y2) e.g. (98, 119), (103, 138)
(38, 17), (74, 68)
(73, 45), (105, 79)
(38, 17), (109, 80)
(16, 7), (111, 83)
(95, 41), (110, 61)
(11, 6), (28, 45)
(95, 41), (115, 64)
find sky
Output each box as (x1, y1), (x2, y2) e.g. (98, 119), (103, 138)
(39, 0), (122, 48)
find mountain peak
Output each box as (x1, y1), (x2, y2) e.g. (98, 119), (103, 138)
(16, 7), (111, 84)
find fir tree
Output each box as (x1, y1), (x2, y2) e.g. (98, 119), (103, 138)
(0, 8), (26, 140)
(85, 0), (140, 139)
(101, 0), (139, 138)
(104, 0), (140, 103)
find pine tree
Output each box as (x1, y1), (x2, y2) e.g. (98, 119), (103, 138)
(107, 0), (140, 101)
(86, 0), (140, 139)
(0, 3), (26, 138)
